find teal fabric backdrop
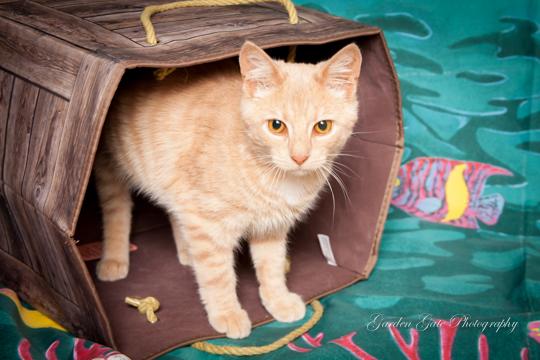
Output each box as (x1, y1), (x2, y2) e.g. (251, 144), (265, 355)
(1, 0), (539, 359)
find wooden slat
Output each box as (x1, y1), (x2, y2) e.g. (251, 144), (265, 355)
(3, 186), (43, 273)
(0, 248), (89, 338)
(108, 24), (379, 66)
(87, 4), (297, 31)
(0, 191), (24, 260)
(3, 78), (39, 196)
(44, 54), (124, 234)
(105, 3), (372, 50)
(0, 69), (14, 183)
(13, 192), (76, 301)
(118, 9), (307, 46)
(2, 1), (377, 66)
(133, 19), (301, 47)
(2, 186), (112, 343)
(0, 17), (83, 99)
(0, 241), (111, 344)
(38, 0), (182, 18)
(0, 1), (138, 52)
(22, 90), (69, 212)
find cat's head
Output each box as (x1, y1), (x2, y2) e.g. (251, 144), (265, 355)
(239, 41), (362, 176)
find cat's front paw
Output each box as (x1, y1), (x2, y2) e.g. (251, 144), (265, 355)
(96, 259), (129, 281)
(262, 291), (306, 323)
(208, 307), (252, 339)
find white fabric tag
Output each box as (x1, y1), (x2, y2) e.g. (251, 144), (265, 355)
(317, 234), (337, 266)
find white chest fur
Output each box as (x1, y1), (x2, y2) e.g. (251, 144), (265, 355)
(276, 176), (312, 207)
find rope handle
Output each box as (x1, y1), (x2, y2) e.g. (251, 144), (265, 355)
(141, 0), (299, 46)
(191, 300), (323, 356)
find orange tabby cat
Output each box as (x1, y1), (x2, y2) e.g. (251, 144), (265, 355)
(94, 41), (362, 338)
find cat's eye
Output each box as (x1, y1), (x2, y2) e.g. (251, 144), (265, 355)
(268, 119), (286, 134)
(314, 120), (332, 135)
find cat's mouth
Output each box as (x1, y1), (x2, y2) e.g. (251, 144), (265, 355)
(270, 156), (324, 176)
(290, 168), (312, 176)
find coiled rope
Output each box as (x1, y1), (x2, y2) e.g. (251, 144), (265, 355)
(192, 300), (323, 355)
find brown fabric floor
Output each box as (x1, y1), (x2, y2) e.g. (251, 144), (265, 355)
(77, 195), (361, 359)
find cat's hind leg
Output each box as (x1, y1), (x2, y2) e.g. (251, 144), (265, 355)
(94, 154), (133, 281)
(169, 213), (192, 266)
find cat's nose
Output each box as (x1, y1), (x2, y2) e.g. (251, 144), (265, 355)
(291, 154), (309, 165)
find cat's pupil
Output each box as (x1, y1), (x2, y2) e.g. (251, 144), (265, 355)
(318, 121), (328, 131)
(272, 120), (282, 130)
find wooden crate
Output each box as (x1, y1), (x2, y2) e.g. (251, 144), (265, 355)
(0, 1), (403, 358)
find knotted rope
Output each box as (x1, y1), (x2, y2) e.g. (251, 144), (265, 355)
(192, 300), (323, 355)
(125, 296), (160, 324)
(141, 0), (298, 46)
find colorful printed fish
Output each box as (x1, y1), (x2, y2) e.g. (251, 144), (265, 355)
(391, 157), (513, 229)
(529, 320), (540, 343)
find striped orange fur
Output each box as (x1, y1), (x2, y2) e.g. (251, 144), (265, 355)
(94, 41), (362, 338)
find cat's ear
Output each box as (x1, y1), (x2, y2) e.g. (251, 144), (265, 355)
(239, 41), (283, 97)
(317, 43), (362, 98)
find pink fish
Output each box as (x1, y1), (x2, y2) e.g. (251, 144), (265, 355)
(528, 321), (540, 343)
(391, 157), (513, 229)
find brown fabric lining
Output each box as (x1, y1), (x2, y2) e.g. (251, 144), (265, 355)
(72, 34), (403, 358)
(360, 32), (405, 278)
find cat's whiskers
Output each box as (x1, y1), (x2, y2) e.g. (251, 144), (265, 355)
(349, 129), (392, 136)
(262, 164), (279, 189)
(329, 159), (359, 177)
(269, 164), (285, 191)
(260, 163), (276, 181)
(328, 152), (369, 160)
(316, 168), (335, 223)
(328, 164), (350, 179)
(320, 163), (351, 206)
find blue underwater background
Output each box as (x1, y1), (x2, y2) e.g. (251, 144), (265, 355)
(1, 0), (539, 359)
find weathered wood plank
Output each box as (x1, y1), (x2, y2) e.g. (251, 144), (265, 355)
(86, 5), (300, 31)
(0, 191), (23, 260)
(3, 78), (39, 197)
(12, 193), (74, 303)
(0, 17), (83, 99)
(3, 185), (40, 271)
(22, 90), (69, 212)
(36, 0), (172, 18)
(0, 247), (85, 336)
(44, 55), (124, 234)
(2, 186), (112, 343)
(128, 19), (302, 47)
(0, 69), (14, 184)
(108, 23), (378, 66)
(3, 1), (376, 65)
(0, 243), (111, 344)
(0, 1), (139, 52)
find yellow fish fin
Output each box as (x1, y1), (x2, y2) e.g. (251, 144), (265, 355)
(0, 288), (66, 331)
(442, 164), (470, 222)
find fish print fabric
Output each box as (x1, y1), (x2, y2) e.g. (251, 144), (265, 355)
(1, 0), (539, 359)
(392, 158), (513, 228)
